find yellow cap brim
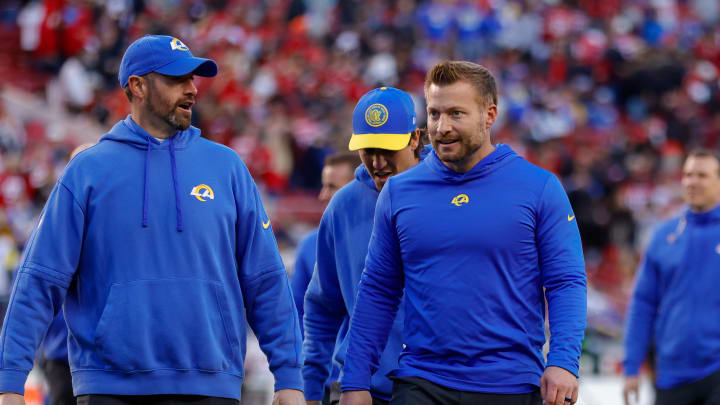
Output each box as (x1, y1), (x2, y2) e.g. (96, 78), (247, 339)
(348, 133), (411, 151)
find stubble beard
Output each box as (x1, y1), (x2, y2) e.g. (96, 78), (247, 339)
(147, 85), (191, 132)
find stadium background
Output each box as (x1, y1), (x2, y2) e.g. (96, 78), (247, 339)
(0, 0), (719, 403)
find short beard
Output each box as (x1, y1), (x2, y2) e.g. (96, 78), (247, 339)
(166, 110), (190, 131)
(146, 81), (191, 132)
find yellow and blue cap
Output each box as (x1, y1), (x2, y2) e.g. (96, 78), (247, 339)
(349, 87), (417, 151)
(118, 35), (218, 88)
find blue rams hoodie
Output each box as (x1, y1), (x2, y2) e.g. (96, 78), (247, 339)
(290, 228), (342, 387)
(41, 313), (69, 362)
(623, 203), (720, 389)
(342, 145), (587, 393)
(0, 116), (303, 398)
(302, 163), (406, 401)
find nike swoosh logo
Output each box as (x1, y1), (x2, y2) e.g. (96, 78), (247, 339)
(567, 215), (575, 221)
(262, 220), (271, 229)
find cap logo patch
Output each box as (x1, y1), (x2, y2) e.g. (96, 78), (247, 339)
(365, 103), (389, 127)
(170, 37), (190, 51)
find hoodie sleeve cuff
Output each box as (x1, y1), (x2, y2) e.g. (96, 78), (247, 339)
(546, 361), (579, 378)
(303, 375), (327, 400)
(273, 366), (303, 392)
(341, 372), (372, 393)
(0, 369), (28, 394)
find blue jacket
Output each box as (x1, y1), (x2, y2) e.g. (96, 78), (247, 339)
(291, 229), (319, 338)
(302, 164), (405, 401)
(623, 203), (720, 389)
(0, 116), (303, 399)
(290, 229), (341, 387)
(343, 145), (587, 394)
(41, 313), (69, 362)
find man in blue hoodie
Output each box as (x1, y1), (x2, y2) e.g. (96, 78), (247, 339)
(37, 143), (96, 405)
(291, 151), (360, 405)
(0, 35), (304, 405)
(623, 150), (720, 405)
(340, 61), (587, 405)
(302, 87), (423, 405)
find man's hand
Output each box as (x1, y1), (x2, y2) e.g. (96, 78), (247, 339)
(623, 376), (640, 405)
(540, 366), (578, 405)
(272, 389), (306, 405)
(339, 390), (372, 405)
(0, 393), (25, 405)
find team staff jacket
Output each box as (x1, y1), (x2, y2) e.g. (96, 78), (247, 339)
(623, 204), (720, 389)
(0, 116), (303, 399)
(342, 144), (587, 394)
(290, 228), (342, 388)
(302, 164), (405, 401)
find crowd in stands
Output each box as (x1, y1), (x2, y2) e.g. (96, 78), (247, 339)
(0, 0), (719, 379)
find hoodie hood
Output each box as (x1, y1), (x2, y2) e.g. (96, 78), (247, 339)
(354, 164), (376, 192)
(686, 202), (720, 225)
(101, 115), (201, 150)
(101, 115), (197, 231)
(426, 143), (518, 184)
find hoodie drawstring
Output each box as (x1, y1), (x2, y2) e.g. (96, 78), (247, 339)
(141, 136), (184, 232)
(142, 137), (151, 228)
(169, 137), (184, 232)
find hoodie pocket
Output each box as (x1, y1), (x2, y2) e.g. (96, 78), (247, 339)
(94, 278), (238, 372)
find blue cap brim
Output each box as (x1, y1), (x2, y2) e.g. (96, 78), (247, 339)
(155, 57), (218, 78)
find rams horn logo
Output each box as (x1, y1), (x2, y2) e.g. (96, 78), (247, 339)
(365, 103), (389, 127)
(191, 184), (214, 201)
(170, 38), (190, 51)
(451, 194), (469, 207)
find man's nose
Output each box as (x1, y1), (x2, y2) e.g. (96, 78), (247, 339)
(437, 115), (452, 134)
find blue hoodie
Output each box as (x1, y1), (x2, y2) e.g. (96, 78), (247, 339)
(0, 116), (303, 399)
(302, 163), (406, 401)
(342, 145), (587, 393)
(41, 313), (69, 362)
(290, 228), (341, 387)
(623, 203), (720, 389)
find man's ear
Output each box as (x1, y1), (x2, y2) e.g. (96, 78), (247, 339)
(410, 128), (421, 152)
(127, 75), (147, 100)
(485, 104), (498, 129)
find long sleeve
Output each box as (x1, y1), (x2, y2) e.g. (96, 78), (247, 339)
(341, 183), (404, 392)
(302, 214), (345, 400)
(236, 173), (303, 392)
(290, 231), (317, 338)
(622, 252), (659, 376)
(536, 175), (587, 377)
(0, 182), (83, 393)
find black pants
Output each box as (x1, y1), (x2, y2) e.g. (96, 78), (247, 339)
(42, 359), (75, 405)
(76, 395), (239, 405)
(389, 377), (542, 405)
(656, 368), (720, 405)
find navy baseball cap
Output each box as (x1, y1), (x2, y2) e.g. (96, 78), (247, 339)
(349, 87), (417, 151)
(118, 35), (218, 88)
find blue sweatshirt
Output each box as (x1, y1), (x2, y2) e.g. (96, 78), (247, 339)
(290, 229), (341, 387)
(302, 164), (405, 401)
(623, 203), (720, 389)
(41, 313), (69, 362)
(342, 145), (587, 393)
(0, 116), (303, 399)
(291, 229), (319, 338)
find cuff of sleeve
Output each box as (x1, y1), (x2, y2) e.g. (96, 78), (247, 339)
(341, 374), (371, 393)
(273, 366), (303, 392)
(0, 369), (28, 394)
(303, 375), (326, 400)
(623, 362), (640, 377)
(546, 361), (579, 378)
